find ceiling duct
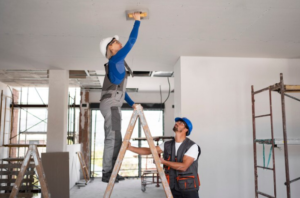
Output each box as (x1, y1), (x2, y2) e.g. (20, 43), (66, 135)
(151, 71), (174, 77)
(69, 70), (87, 79)
(132, 71), (151, 77)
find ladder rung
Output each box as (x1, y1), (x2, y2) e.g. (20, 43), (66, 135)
(257, 166), (273, 170)
(255, 114), (271, 118)
(255, 139), (274, 144)
(257, 191), (275, 198)
(253, 87), (270, 95)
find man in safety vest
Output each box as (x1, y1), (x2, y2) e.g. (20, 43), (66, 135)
(127, 117), (201, 198)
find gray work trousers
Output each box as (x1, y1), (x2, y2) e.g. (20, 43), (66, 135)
(100, 98), (123, 174)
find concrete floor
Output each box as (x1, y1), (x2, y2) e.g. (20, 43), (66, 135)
(70, 178), (166, 198)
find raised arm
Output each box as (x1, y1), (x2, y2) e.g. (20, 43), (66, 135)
(112, 13), (141, 61)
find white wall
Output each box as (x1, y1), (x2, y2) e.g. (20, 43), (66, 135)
(66, 144), (82, 189)
(89, 91), (175, 136)
(175, 57), (300, 198)
(174, 59), (181, 117)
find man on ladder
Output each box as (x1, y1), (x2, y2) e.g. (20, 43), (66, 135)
(99, 12), (141, 183)
(128, 117), (201, 198)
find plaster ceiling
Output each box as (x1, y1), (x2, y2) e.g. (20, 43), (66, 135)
(0, 0), (299, 90)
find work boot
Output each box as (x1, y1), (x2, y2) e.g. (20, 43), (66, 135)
(102, 173), (119, 183)
(117, 174), (125, 181)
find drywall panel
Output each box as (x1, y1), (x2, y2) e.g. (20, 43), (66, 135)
(42, 152), (70, 198)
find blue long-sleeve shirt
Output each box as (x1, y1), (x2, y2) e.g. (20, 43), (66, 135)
(108, 20), (140, 106)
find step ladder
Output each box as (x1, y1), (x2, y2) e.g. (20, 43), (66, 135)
(251, 86), (277, 198)
(9, 145), (50, 198)
(77, 151), (90, 184)
(104, 104), (173, 198)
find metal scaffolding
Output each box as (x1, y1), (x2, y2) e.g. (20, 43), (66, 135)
(251, 73), (300, 198)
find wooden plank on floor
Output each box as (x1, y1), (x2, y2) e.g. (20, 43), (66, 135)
(0, 185), (35, 191)
(0, 164), (35, 168)
(0, 193), (33, 198)
(0, 179), (34, 183)
(0, 171), (35, 175)
(3, 144), (46, 147)
(1, 158), (34, 162)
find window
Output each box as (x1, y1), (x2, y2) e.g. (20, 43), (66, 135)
(12, 87), (80, 158)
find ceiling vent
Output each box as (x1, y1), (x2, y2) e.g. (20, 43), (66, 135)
(152, 71), (174, 77)
(132, 71), (152, 77)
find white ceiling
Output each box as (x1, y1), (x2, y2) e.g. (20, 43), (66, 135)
(0, 0), (299, 91)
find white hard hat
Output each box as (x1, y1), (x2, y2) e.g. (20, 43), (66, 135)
(99, 35), (119, 57)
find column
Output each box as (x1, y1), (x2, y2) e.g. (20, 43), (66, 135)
(46, 70), (69, 152)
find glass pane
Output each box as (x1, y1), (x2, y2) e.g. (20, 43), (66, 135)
(90, 110), (140, 177)
(90, 110), (104, 177)
(141, 110), (164, 172)
(69, 87), (80, 105)
(67, 89), (80, 144)
(120, 110), (139, 177)
(19, 108), (48, 132)
(20, 87), (49, 105)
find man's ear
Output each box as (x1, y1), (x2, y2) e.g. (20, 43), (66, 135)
(183, 128), (188, 134)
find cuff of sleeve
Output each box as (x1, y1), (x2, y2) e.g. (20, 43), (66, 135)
(135, 20), (141, 26)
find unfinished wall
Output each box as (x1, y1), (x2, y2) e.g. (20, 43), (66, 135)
(11, 88), (19, 157)
(0, 82), (11, 160)
(79, 90), (91, 172)
(175, 57), (300, 198)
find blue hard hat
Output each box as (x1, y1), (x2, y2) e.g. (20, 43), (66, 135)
(174, 117), (193, 136)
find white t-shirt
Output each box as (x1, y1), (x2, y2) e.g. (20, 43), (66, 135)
(159, 141), (199, 161)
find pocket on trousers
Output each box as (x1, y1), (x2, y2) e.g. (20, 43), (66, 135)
(177, 177), (196, 190)
(100, 93), (112, 101)
(111, 106), (121, 131)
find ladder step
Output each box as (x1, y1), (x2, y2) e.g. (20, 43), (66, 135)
(257, 191), (275, 198)
(257, 166), (273, 170)
(255, 114), (271, 118)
